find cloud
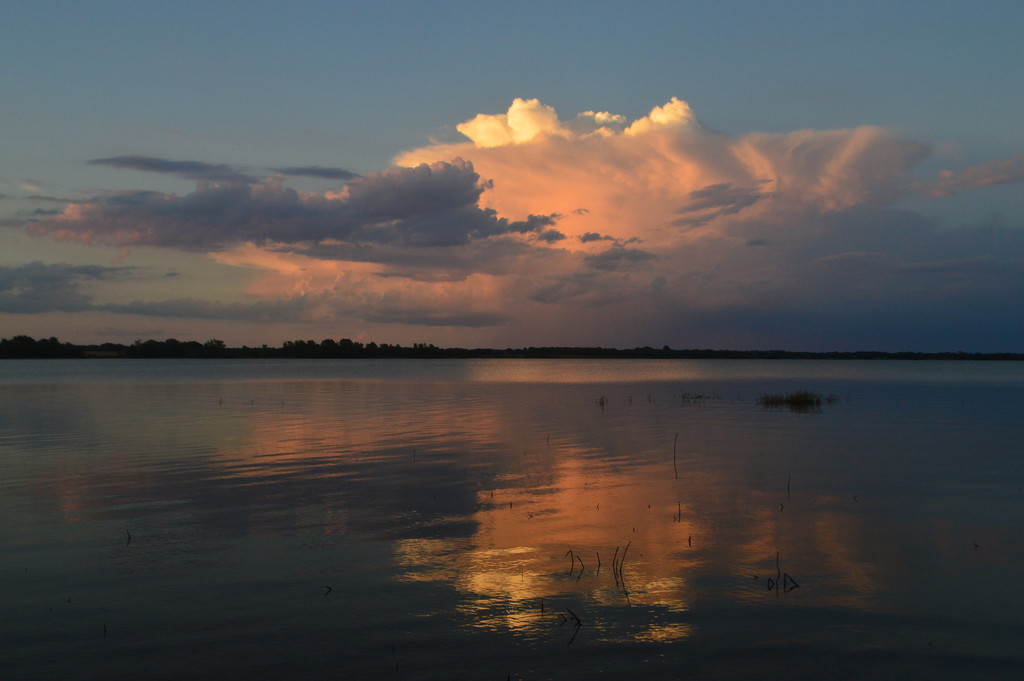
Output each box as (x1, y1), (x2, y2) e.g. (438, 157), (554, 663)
(90, 155), (360, 183)
(21, 160), (558, 252)
(208, 245), (524, 328)
(456, 98), (568, 147)
(98, 296), (305, 322)
(28, 195), (74, 203)
(270, 165), (360, 180)
(583, 245), (657, 271)
(397, 101), (931, 253)
(673, 182), (773, 228)
(88, 155), (260, 183)
(535, 229), (567, 243)
(0, 261), (132, 313)
(398, 99), (1024, 347)
(7, 98), (1024, 349)
(623, 97), (700, 135)
(928, 154), (1024, 196)
(453, 96), (698, 148)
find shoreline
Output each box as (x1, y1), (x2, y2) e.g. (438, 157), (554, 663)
(2, 335), (1022, 361)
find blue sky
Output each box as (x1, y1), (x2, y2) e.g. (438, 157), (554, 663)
(2, 1), (1023, 350)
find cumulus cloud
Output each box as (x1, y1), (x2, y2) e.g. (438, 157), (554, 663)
(454, 96), (698, 148)
(390, 98), (1024, 346)
(398, 100), (931, 255)
(7, 97), (1024, 347)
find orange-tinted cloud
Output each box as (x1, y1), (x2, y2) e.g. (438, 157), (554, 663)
(7, 98), (1024, 348)
(398, 99), (928, 249)
(927, 154), (1024, 196)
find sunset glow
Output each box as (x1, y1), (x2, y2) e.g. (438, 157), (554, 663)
(2, 3), (1022, 350)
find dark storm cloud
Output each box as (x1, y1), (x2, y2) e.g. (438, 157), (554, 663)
(579, 232), (614, 243)
(295, 234), (547, 276)
(0, 261), (318, 327)
(23, 160), (559, 252)
(361, 309), (510, 327)
(98, 290), (511, 329)
(583, 245), (657, 271)
(673, 182), (772, 227)
(0, 261), (132, 313)
(535, 229), (567, 243)
(98, 297), (307, 322)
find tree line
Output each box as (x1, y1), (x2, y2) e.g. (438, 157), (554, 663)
(1, 334), (1022, 360)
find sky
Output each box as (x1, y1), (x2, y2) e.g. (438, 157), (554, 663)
(2, 1), (1023, 352)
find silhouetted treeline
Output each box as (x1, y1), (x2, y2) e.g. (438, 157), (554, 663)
(2, 334), (1023, 360)
(0, 335), (83, 358)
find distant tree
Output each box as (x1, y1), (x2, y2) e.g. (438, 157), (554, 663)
(320, 338), (339, 357)
(202, 339), (227, 357)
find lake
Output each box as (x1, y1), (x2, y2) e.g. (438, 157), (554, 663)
(1, 359), (1022, 680)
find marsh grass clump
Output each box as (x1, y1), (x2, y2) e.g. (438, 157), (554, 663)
(680, 391), (720, 402)
(757, 390), (837, 411)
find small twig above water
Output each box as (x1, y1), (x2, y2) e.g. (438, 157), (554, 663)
(565, 608), (583, 646)
(673, 432), (678, 479)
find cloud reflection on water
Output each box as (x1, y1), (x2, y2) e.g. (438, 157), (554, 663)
(186, 376), (908, 644)
(5, 360), (1023, 676)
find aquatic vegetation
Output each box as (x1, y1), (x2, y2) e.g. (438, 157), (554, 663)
(680, 391), (720, 402)
(757, 390), (838, 411)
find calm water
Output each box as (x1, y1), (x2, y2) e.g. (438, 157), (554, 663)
(1, 359), (1022, 680)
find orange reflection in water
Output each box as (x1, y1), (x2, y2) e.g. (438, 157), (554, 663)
(394, 449), (709, 641)
(390, 453), (894, 642)
(213, 382), (897, 642)
(214, 381), (536, 478)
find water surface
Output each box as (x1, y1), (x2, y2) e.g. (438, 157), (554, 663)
(2, 359), (1022, 679)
